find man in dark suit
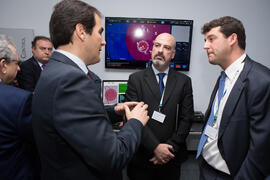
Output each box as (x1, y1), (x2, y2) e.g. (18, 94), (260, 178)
(125, 33), (194, 180)
(0, 34), (40, 180)
(197, 16), (270, 180)
(32, 1), (149, 180)
(17, 36), (53, 91)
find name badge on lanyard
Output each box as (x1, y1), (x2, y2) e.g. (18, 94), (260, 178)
(152, 111), (166, 123)
(151, 88), (166, 123)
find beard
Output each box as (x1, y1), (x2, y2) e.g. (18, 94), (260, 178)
(152, 52), (167, 68)
(152, 59), (166, 67)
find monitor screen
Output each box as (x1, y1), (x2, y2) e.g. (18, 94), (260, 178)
(105, 17), (193, 71)
(102, 80), (128, 105)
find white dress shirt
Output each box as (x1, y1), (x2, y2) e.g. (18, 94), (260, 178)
(151, 64), (169, 86)
(36, 59), (45, 70)
(55, 49), (88, 74)
(202, 53), (246, 174)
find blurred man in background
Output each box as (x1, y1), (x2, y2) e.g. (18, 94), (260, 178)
(17, 36), (53, 91)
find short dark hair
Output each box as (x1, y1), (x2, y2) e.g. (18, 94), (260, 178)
(31, 36), (51, 48)
(201, 16), (246, 50)
(49, 0), (101, 49)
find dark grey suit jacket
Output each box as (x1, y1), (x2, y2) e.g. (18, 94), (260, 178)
(202, 56), (270, 179)
(125, 67), (194, 166)
(32, 51), (144, 180)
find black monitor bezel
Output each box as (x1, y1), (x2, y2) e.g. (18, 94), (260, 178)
(105, 17), (193, 71)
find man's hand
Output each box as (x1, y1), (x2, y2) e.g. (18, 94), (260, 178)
(124, 102), (149, 126)
(149, 144), (175, 165)
(114, 102), (139, 116)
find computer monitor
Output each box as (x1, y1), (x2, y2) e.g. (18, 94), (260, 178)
(105, 17), (193, 71)
(102, 80), (128, 105)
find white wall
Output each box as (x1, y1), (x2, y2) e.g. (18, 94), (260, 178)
(1, 0), (270, 111)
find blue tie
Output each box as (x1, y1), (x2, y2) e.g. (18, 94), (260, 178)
(158, 73), (166, 95)
(196, 72), (226, 158)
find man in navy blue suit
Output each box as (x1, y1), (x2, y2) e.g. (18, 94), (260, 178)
(197, 16), (270, 179)
(17, 36), (53, 91)
(0, 34), (40, 180)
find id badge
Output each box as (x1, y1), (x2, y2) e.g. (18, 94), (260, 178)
(152, 111), (166, 123)
(205, 125), (217, 140)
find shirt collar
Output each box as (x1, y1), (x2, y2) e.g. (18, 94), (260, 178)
(224, 53), (246, 81)
(56, 49), (88, 74)
(34, 57), (44, 68)
(151, 64), (169, 75)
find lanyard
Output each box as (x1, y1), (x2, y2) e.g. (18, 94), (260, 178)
(158, 87), (166, 112)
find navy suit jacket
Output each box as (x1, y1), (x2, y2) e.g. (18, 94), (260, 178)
(0, 83), (40, 180)
(125, 67), (194, 166)
(202, 56), (270, 179)
(32, 51), (144, 180)
(17, 56), (42, 92)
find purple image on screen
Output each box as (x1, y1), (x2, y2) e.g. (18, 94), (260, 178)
(103, 85), (118, 105)
(125, 24), (171, 60)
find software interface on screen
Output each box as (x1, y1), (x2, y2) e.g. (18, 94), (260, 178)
(105, 17), (193, 71)
(102, 80), (128, 105)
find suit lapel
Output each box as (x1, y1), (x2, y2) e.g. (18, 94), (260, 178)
(31, 57), (42, 76)
(162, 69), (177, 106)
(218, 57), (253, 138)
(144, 67), (161, 100)
(204, 78), (220, 125)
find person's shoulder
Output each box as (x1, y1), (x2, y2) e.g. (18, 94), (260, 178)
(251, 60), (269, 74)
(130, 67), (151, 77)
(244, 58), (270, 91)
(247, 57), (270, 79)
(170, 69), (191, 80)
(20, 56), (36, 67)
(0, 83), (31, 97)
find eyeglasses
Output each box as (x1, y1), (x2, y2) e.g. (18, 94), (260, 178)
(10, 59), (22, 66)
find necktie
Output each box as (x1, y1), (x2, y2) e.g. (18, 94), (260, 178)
(41, 64), (46, 70)
(87, 71), (93, 80)
(158, 73), (166, 95)
(196, 71), (226, 158)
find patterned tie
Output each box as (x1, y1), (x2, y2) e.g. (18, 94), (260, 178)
(41, 64), (46, 70)
(196, 71), (226, 158)
(87, 71), (93, 80)
(158, 73), (166, 95)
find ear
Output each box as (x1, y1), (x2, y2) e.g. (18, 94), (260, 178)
(229, 33), (238, 47)
(74, 23), (86, 41)
(0, 59), (7, 74)
(171, 49), (176, 59)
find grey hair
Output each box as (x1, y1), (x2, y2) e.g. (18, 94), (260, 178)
(0, 34), (16, 64)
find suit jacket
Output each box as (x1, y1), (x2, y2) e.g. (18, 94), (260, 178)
(17, 56), (42, 91)
(202, 56), (270, 179)
(32, 51), (144, 180)
(87, 70), (122, 124)
(125, 67), (194, 167)
(0, 83), (40, 180)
